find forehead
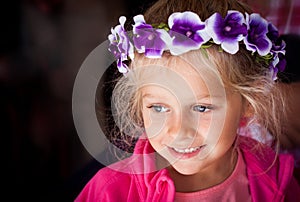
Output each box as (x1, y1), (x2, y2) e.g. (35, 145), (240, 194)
(132, 55), (225, 101)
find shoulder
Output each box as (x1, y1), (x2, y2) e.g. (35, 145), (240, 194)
(238, 135), (294, 172)
(89, 164), (132, 185)
(238, 136), (300, 200)
(74, 160), (143, 202)
(238, 135), (294, 176)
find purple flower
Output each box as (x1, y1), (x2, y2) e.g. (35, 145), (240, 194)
(269, 66), (279, 81)
(108, 16), (134, 73)
(267, 23), (280, 43)
(273, 53), (286, 70)
(270, 55), (286, 81)
(133, 15), (171, 58)
(266, 23), (286, 78)
(206, 10), (247, 54)
(168, 11), (210, 55)
(270, 41), (286, 74)
(268, 23), (286, 56)
(244, 13), (272, 56)
(269, 50), (286, 80)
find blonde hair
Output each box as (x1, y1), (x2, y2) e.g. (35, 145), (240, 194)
(144, 0), (252, 23)
(106, 0), (286, 155)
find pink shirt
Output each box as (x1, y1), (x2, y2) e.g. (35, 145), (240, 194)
(75, 136), (300, 202)
(175, 149), (251, 202)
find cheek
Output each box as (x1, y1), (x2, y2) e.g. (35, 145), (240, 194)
(215, 106), (243, 146)
(142, 109), (151, 128)
(194, 118), (210, 138)
(142, 110), (169, 138)
(226, 107), (243, 133)
(200, 106), (239, 147)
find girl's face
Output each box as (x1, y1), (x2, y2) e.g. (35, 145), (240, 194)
(140, 56), (245, 176)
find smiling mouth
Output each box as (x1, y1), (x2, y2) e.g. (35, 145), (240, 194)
(171, 145), (206, 154)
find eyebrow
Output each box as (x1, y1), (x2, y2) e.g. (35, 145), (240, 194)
(142, 93), (221, 100)
(142, 93), (166, 99)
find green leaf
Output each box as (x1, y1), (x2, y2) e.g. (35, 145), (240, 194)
(152, 22), (170, 31)
(200, 47), (209, 58)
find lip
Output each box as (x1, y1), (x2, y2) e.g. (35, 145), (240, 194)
(168, 145), (206, 159)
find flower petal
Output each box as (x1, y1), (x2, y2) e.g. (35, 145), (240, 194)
(133, 14), (146, 24)
(244, 13), (272, 56)
(267, 23), (279, 42)
(206, 13), (223, 44)
(255, 37), (272, 56)
(168, 11), (203, 30)
(119, 16), (126, 27)
(145, 48), (164, 58)
(168, 11), (209, 54)
(133, 26), (169, 58)
(117, 58), (129, 73)
(221, 40), (239, 54)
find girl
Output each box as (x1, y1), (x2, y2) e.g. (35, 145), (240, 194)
(75, 0), (300, 201)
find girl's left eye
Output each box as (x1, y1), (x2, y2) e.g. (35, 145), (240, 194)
(193, 105), (211, 113)
(149, 105), (170, 113)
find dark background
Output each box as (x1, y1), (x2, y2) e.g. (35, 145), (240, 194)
(1, 0), (156, 201)
(1, 0), (299, 201)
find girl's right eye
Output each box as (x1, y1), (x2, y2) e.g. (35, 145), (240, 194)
(148, 105), (170, 113)
(193, 105), (212, 113)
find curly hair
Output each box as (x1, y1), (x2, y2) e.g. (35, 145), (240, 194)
(103, 0), (287, 157)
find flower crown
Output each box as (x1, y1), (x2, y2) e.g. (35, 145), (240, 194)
(108, 10), (286, 80)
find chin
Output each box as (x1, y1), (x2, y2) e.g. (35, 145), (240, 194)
(171, 162), (201, 176)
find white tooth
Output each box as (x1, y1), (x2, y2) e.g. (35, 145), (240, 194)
(173, 146), (200, 153)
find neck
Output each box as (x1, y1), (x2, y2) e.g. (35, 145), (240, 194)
(168, 147), (238, 192)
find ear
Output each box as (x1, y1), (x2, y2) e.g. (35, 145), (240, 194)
(238, 101), (253, 131)
(242, 102), (254, 119)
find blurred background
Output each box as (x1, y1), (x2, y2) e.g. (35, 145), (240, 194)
(1, 0), (299, 201)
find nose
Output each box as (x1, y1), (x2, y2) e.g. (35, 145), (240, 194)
(167, 109), (199, 141)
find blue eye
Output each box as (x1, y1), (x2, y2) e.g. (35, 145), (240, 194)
(149, 105), (170, 113)
(193, 105), (211, 113)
